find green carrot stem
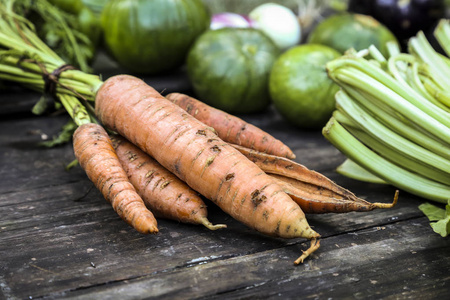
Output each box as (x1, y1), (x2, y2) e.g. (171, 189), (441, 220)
(58, 94), (91, 126)
(0, 64), (42, 79)
(0, 73), (45, 86)
(59, 70), (103, 95)
(19, 26), (63, 63)
(322, 118), (450, 203)
(0, 55), (51, 76)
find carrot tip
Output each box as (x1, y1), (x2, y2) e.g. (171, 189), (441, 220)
(294, 238), (320, 265)
(201, 218), (227, 230)
(138, 225), (159, 234)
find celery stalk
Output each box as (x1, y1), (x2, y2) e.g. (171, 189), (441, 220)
(336, 159), (387, 185)
(335, 110), (450, 185)
(327, 57), (450, 128)
(334, 68), (450, 141)
(388, 54), (450, 111)
(435, 19), (450, 56)
(323, 118), (450, 204)
(334, 92), (450, 177)
(342, 84), (450, 159)
(409, 31), (450, 88)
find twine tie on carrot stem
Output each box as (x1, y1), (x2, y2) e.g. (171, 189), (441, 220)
(41, 63), (77, 98)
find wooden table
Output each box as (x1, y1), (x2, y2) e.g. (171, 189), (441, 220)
(1, 66), (449, 299)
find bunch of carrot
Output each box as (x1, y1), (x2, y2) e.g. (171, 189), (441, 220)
(0, 1), (396, 264)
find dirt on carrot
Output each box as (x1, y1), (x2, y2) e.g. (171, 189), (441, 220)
(111, 134), (226, 230)
(166, 92), (296, 159)
(73, 123), (158, 234)
(95, 75), (320, 263)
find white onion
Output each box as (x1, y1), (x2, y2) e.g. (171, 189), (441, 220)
(249, 3), (301, 50)
(210, 12), (255, 30)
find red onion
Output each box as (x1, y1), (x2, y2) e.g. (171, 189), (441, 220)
(210, 12), (256, 30)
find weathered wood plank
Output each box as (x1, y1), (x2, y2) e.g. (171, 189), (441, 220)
(0, 174), (428, 300)
(23, 217), (448, 300)
(0, 115), (86, 194)
(0, 87), (40, 116)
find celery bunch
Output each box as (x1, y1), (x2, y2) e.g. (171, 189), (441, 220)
(323, 19), (450, 205)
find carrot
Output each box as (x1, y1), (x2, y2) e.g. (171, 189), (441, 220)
(166, 92), (296, 159)
(272, 174), (398, 213)
(111, 134), (226, 230)
(233, 144), (358, 199)
(95, 75), (320, 264)
(233, 144), (397, 213)
(73, 123), (158, 234)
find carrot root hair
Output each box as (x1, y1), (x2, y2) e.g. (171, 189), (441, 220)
(371, 190), (399, 209)
(294, 238), (321, 265)
(200, 218), (228, 230)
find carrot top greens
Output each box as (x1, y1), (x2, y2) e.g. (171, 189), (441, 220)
(0, 0), (102, 129)
(419, 200), (450, 237)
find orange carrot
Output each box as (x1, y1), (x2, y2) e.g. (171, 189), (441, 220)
(96, 75), (320, 264)
(232, 144), (358, 200)
(272, 174), (398, 213)
(111, 134), (226, 230)
(166, 92), (296, 159)
(73, 123), (158, 234)
(233, 145), (397, 213)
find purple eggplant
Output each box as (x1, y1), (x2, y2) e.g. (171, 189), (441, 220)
(348, 0), (446, 48)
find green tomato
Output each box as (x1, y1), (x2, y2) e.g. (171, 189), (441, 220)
(308, 13), (398, 57)
(187, 28), (280, 114)
(101, 0), (210, 74)
(269, 44), (341, 129)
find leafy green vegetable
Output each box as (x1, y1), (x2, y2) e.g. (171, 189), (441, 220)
(32, 95), (52, 115)
(0, 0), (102, 126)
(15, 0), (98, 73)
(419, 200), (450, 237)
(39, 120), (77, 147)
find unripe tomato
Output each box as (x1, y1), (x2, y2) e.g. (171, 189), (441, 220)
(101, 0), (210, 74)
